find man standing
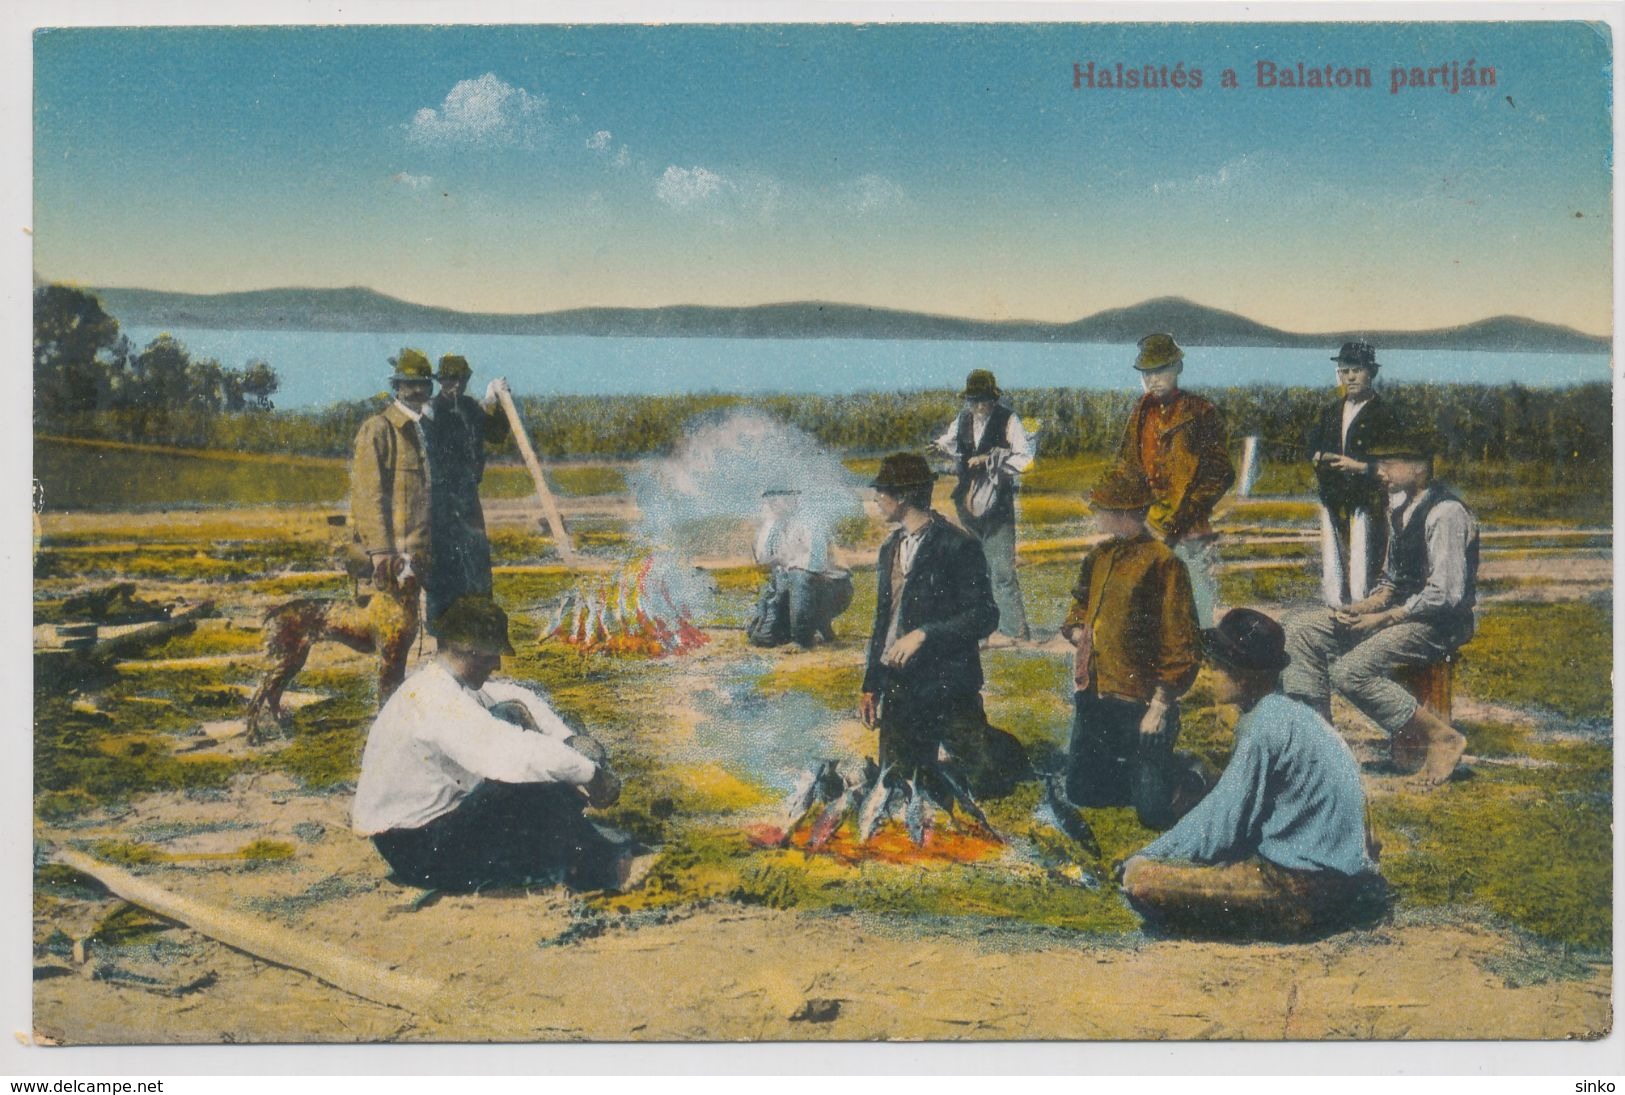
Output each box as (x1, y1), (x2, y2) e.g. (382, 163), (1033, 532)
(1121, 608), (1386, 940)
(932, 369), (1034, 646)
(350, 348), (436, 595)
(1282, 432), (1474, 787)
(1061, 468), (1203, 830)
(352, 596), (633, 892)
(858, 453), (1026, 798)
(1306, 342), (1402, 605)
(425, 354), (511, 629)
(746, 488), (853, 649)
(1114, 333), (1236, 626)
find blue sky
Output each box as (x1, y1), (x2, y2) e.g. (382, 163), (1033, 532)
(33, 21), (1614, 333)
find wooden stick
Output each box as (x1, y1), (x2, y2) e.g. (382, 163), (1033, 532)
(55, 848), (447, 1020)
(493, 385), (580, 567)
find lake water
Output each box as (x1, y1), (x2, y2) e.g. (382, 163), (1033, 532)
(122, 326), (1612, 410)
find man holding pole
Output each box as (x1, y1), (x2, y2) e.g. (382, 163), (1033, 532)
(425, 354), (511, 629)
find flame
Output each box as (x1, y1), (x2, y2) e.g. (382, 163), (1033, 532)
(542, 552), (709, 658)
(743, 817), (1002, 866)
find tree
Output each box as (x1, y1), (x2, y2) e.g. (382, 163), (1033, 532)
(34, 285), (121, 420)
(238, 359), (280, 411)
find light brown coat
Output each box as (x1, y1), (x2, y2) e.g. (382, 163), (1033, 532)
(350, 403), (433, 562)
(1116, 391), (1236, 540)
(1062, 533), (1200, 702)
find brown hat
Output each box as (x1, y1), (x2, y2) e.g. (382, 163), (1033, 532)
(1202, 608), (1291, 673)
(1088, 467), (1154, 511)
(1134, 333), (1185, 372)
(390, 348), (433, 384)
(961, 369), (1001, 401)
(436, 354), (472, 381)
(434, 595), (516, 656)
(870, 452), (936, 494)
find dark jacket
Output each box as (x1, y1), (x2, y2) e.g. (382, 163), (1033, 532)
(424, 394), (508, 623)
(1305, 394), (1401, 516)
(1116, 391), (1235, 540)
(862, 513), (1000, 704)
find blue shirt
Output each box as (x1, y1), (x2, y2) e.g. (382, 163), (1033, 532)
(1138, 693), (1373, 876)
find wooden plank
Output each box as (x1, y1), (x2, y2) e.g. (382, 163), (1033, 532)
(493, 385), (580, 566)
(54, 849), (446, 1020)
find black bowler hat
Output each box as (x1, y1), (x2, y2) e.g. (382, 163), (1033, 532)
(870, 452), (936, 493)
(1202, 608), (1292, 673)
(961, 369), (1001, 400)
(1366, 430), (1438, 461)
(1331, 341), (1379, 370)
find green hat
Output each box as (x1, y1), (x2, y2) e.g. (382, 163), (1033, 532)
(1134, 333), (1185, 372)
(961, 369), (1001, 401)
(436, 354), (472, 381)
(1366, 431), (1438, 461)
(1088, 466), (1154, 511)
(390, 348), (433, 384)
(434, 595), (516, 656)
(870, 452), (936, 494)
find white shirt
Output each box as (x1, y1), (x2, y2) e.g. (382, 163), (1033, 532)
(351, 660), (597, 835)
(753, 511), (835, 574)
(933, 410), (1035, 476)
(1340, 396), (1372, 450)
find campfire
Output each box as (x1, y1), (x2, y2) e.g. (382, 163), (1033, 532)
(542, 553), (710, 657)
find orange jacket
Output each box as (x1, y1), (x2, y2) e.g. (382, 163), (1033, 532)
(1062, 534), (1200, 703)
(1116, 391), (1236, 540)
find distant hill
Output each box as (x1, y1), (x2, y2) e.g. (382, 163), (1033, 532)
(81, 284), (1610, 353)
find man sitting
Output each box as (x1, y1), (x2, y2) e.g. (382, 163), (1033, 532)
(1121, 608), (1386, 940)
(746, 488), (854, 649)
(351, 595), (632, 892)
(1282, 432), (1475, 786)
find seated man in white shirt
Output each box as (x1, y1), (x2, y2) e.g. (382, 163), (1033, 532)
(352, 595), (630, 891)
(746, 489), (854, 649)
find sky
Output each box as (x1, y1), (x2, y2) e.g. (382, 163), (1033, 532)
(32, 20), (1615, 334)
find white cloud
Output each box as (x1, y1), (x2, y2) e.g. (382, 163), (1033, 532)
(842, 173), (907, 214)
(390, 171), (433, 190)
(656, 165), (782, 224)
(657, 165), (730, 210)
(406, 73), (550, 149)
(586, 130), (613, 152)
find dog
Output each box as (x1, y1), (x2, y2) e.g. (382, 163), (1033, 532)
(246, 563), (421, 743)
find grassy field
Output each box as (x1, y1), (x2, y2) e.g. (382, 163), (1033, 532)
(29, 439), (1616, 971)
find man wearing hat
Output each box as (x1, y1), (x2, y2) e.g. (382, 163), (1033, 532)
(1114, 333), (1236, 626)
(425, 354), (512, 628)
(1306, 342), (1404, 606)
(931, 369), (1034, 646)
(1120, 608), (1386, 940)
(1282, 432), (1475, 787)
(859, 452), (1028, 798)
(746, 488), (854, 648)
(352, 595), (634, 892)
(350, 348), (438, 594)
(1059, 467), (1203, 829)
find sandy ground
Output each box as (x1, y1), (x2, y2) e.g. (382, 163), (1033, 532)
(31, 768), (1614, 1044)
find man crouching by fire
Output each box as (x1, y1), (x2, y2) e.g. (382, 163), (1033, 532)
(859, 453), (1029, 802)
(352, 595), (643, 893)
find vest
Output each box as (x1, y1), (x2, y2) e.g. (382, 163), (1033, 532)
(951, 404), (1016, 526)
(1387, 486), (1477, 626)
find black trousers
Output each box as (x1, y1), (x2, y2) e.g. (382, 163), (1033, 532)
(372, 781), (623, 892)
(878, 689), (1029, 800)
(1065, 689), (1183, 830)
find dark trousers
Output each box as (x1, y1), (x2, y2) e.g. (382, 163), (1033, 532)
(372, 781), (624, 892)
(747, 569), (854, 648)
(879, 689), (1029, 800)
(1065, 689), (1182, 830)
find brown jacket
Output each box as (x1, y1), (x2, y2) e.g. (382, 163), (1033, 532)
(350, 403), (433, 562)
(1062, 534), (1200, 703)
(1116, 391), (1236, 540)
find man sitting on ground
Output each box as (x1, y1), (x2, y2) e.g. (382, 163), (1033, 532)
(1121, 608), (1386, 940)
(1282, 432), (1475, 786)
(351, 595), (634, 892)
